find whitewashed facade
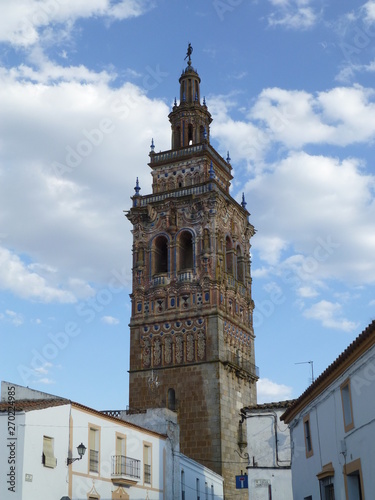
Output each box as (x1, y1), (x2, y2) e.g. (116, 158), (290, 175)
(282, 319), (375, 500)
(0, 383), (223, 500)
(240, 402), (293, 500)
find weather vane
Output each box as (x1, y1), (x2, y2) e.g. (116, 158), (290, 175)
(185, 43), (193, 65)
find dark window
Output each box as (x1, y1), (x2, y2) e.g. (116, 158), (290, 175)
(179, 231), (193, 271)
(236, 246), (244, 283)
(153, 236), (168, 274)
(226, 236), (233, 275)
(167, 388), (176, 411)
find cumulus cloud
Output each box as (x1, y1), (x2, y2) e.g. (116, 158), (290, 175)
(251, 86), (375, 148)
(0, 59), (170, 302)
(101, 315), (119, 325)
(244, 152), (375, 286)
(257, 378), (293, 403)
(267, 0), (317, 30)
(303, 300), (358, 331)
(0, 0), (154, 47)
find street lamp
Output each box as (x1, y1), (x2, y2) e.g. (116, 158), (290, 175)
(67, 443), (86, 465)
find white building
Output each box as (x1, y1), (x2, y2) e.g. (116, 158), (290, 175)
(0, 382), (223, 500)
(240, 402), (294, 500)
(282, 319), (375, 500)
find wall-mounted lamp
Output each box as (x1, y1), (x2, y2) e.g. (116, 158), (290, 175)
(67, 443), (86, 465)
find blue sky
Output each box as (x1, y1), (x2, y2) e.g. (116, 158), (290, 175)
(0, 0), (375, 410)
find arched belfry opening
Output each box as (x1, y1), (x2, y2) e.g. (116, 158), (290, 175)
(152, 235), (168, 275)
(178, 230), (194, 271)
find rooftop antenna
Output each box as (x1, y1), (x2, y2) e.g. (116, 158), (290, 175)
(295, 360), (315, 384)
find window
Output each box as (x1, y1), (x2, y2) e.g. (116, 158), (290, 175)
(225, 236), (233, 275)
(167, 388), (176, 411)
(89, 427), (100, 473)
(205, 481), (208, 500)
(143, 443), (151, 484)
(211, 485), (214, 499)
(319, 477), (335, 500)
(178, 231), (193, 271)
(303, 414), (313, 458)
(181, 470), (185, 500)
(114, 436), (126, 475)
(153, 235), (168, 275)
(236, 246), (244, 283)
(344, 459), (364, 500)
(196, 478), (200, 500)
(341, 379), (354, 432)
(42, 436), (57, 468)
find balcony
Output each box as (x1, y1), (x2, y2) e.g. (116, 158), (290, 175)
(111, 455), (141, 486)
(177, 270), (194, 283)
(222, 351), (259, 379)
(152, 274), (170, 287)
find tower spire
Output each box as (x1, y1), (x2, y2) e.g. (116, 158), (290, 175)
(168, 44), (212, 149)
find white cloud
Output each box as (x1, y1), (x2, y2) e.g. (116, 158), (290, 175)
(0, 0), (154, 47)
(297, 286), (319, 298)
(0, 309), (24, 326)
(246, 152), (375, 286)
(363, 1), (375, 23)
(267, 0), (317, 30)
(303, 300), (358, 331)
(0, 58), (170, 302)
(251, 85), (375, 148)
(101, 315), (119, 325)
(0, 247), (76, 303)
(257, 378), (293, 403)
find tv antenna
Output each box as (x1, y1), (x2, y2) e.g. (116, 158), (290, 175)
(295, 360), (314, 384)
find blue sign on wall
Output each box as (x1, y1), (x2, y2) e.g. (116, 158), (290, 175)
(235, 475), (249, 489)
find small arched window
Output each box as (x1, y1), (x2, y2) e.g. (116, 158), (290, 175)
(188, 124), (194, 145)
(178, 231), (193, 271)
(153, 235), (168, 275)
(167, 388), (176, 411)
(226, 236), (233, 275)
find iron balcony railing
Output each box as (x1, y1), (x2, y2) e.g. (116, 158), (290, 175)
(223, 351), (259, 378)
(111, 455), (141, 480)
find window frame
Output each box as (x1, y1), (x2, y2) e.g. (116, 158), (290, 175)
(344, 458), (364, 500)
(42, 435), (57, 468)
(340, 378), (354, 432)
(303, 414), (313, 458)
(143, 442), (152, 485)
(88, 425), (100, 474)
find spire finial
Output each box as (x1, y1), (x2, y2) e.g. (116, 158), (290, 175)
(184, 43), (193, 66)
(226, 151), (231, 163)
(134, 177), (141, 196)
(241, 192), (247, 210)
(150, 138), (155, 152)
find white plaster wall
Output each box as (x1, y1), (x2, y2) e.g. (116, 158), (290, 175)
(245, 409), (292, 500)
(70, 406), (167, 500)
(290, 346), (375, 499)
(179, 453), (224, 500)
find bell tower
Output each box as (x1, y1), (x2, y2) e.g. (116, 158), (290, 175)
(126, 45), (258, 497)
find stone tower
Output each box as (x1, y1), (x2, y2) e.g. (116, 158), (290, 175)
(126, 46), (258, 497)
